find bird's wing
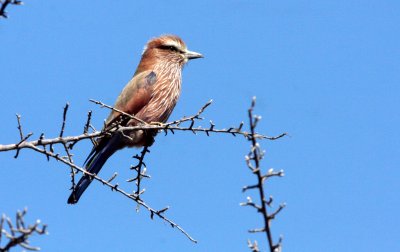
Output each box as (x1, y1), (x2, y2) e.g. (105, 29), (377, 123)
(84, 70), (156, 163)
(106, 70), (157, 126)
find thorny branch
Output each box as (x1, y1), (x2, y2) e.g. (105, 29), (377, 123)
(0, 208), (47, 252)
(59, 103), (77, 194)
(0, 100), (283, 153)
(0, 99), (286, 243)
(129, 146), (150, 197)
(241, 97), (286, 252)
(0, 0), (23, 19)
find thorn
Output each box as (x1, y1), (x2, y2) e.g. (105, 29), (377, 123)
(238, 121), (244, 131)
(157, 206), (169, 214)
(138, 189), (145, 195)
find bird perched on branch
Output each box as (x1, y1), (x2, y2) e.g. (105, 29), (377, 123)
(68, 35), (203, 204)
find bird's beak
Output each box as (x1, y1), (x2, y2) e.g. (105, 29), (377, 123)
(184, 50), (203, 60)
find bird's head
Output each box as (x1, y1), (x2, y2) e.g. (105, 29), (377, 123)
(142, 35), (203, 67)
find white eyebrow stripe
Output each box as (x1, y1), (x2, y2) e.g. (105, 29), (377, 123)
(163, 40), (181, 49)
(142, 39), (183, 55)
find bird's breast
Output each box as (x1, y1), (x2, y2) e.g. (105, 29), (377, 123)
(136, 66), (182, 123)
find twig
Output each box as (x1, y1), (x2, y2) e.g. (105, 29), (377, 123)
(58, 104), (76, 190)
(129, 146), (150, 196)
(0, 0), (23, 19)
(0, 208), (47, 252)
(241, 97), (286, 252)
(13, 114), (32, 158)
(89, 99), (147, 125)
(83, 110), (92, 134)
(59, 103), (69, 138)
(164, 99), (212, 126)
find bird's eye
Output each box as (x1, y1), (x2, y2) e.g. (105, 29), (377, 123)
(168, 46), (178, 51)
(159, 45), (179, 52)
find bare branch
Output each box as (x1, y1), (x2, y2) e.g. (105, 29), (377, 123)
(0, 0), (23, 19)
(0, 102), (283, 153)
(0, 208), (47, 252)
(0, 99), (284, 244)
(242, 97), (286, 252)
(129, 146), (150, 196)
(25, 142), (196, 242)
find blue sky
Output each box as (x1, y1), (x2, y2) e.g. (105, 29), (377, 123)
(1, 1), (399, 251)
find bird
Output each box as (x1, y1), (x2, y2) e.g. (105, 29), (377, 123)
(67, 35), (203, 204)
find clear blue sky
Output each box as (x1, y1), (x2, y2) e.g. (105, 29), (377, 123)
(1, 1), (399, 251)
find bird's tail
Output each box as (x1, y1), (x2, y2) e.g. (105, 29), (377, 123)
(67, 135), (120, 204)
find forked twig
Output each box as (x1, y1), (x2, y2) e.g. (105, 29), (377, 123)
(0, 0), (23, 19)
(241, 97), (285, 252)
(0, 208), (47, 252)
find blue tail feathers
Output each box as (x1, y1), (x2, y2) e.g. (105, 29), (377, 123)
(67, 135), (120, 204)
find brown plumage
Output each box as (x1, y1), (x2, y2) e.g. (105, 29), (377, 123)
(68, 35), (203, 204)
